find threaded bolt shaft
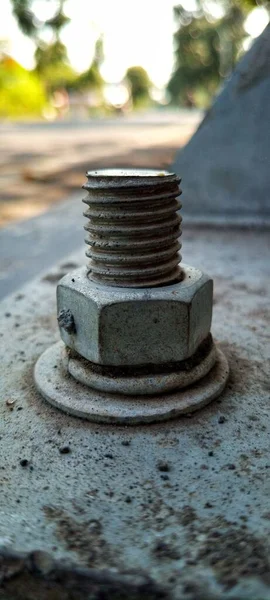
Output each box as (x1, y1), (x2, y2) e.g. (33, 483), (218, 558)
(82, 169), (182, 288)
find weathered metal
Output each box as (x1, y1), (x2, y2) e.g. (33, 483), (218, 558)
(56, 265), (213, 366)
(34, 169), (229, 422)
(83, 169), (182, 288)
(66, 337), (217, 395)
(34, 341), (228, 423)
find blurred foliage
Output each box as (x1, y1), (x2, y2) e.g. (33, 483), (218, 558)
(125, 66), (151, 107)
(240, 0), (270, 8)
(9, 1), (153, 115)
(10, 0), (267, 115)
(10, 1), (104, 102)
(34, 40), (77, 93)
(167, 0), (268, 107)
(72, 63), (103, 92)
(35, 39), (68, 71)
(10, 0), (37, 36)
(11, 0), (69, 38)
(71, 38), (104, 92)
(35, 37), (104, 94)
(0, 55), (46, 117)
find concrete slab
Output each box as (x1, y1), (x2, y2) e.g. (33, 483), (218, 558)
(173, 25), (270, 223)
(0, 227), (269, 598)
(0, 193), (83, 300)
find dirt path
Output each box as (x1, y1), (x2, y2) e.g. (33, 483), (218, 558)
(0, 111), (201, 227)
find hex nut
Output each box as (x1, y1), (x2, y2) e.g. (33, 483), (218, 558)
(57, 265), (213, 367)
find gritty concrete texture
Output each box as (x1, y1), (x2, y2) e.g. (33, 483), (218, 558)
(0, 548), (168, 600)
(0, 193), (83, 299)
(0, 227), (270, 599)
(57, 266), (213, 366)
(34, 341), (227, 423)
(173, 25), (270, 223)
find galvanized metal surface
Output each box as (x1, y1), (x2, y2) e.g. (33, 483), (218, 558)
(83, 169), (182, 288)
(57, 265), (213, 366)
(66, 340), (217, 395)
(0, 227), (270, 599)
(34, 341), (228, 423)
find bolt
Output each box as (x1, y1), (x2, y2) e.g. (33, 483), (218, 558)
(82, 169), (182, 288)
(58, 169), (213, 370)
(35, 168), (229, 423)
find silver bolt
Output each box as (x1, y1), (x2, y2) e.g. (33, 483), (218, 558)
(35, 168), (229, 424)
(82, 169), (182, 288)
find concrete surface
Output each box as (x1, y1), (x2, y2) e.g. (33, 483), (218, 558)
(0, 193), (83, 299)
(0, 227), (269, 599)
(173, 25), (270, 222)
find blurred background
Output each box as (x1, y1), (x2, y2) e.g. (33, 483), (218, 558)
(0, 0), (269, 227)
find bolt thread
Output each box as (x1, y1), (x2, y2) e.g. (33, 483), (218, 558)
(83, 169), (182, 288)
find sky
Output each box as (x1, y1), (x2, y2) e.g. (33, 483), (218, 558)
(0, 0), (269, 89)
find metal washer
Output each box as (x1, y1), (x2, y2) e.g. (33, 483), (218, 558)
(65, 343), (217, 396)
(34, 341), (229, 425)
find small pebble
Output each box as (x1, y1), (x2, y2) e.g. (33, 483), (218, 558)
(20, 459), (29, 467)
(157, 460), (170, 472)
(6, 399), (16, 406)
(218, 415), (226, 424)
(59, 446), (70, 454)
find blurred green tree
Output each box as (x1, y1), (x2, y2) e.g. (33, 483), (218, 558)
(10, 0), (69, 39)
(11, 0), (74, 94)
(35, 40), (77, 94)
(71, 38), (104, 92)
(0, 54), (46, 117)
(167, 1), (268, 107)
(125, 66), (151, 107)
(11, 1), (104, 95)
